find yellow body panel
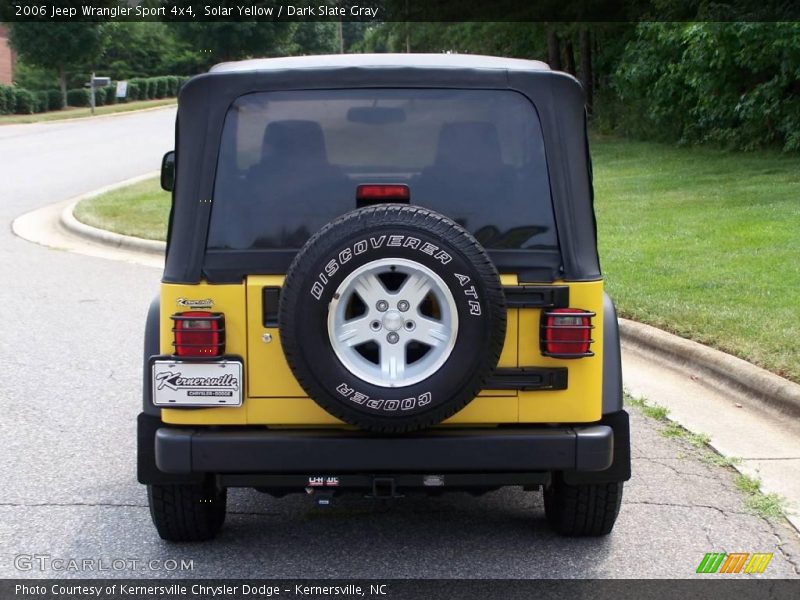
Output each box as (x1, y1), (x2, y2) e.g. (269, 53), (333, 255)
(245, 276), (305, 397)
(518, 281), (604, 423)
(158, 277), (603, 426)
(160, 283), (249, 425)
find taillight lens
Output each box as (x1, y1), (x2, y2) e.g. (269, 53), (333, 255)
(356, 184), (410, 202)
(541, 308), (595, 358)
(172, 312), (225, 357)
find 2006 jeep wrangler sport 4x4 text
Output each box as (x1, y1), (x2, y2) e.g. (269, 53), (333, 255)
(138, 54), (631, 541)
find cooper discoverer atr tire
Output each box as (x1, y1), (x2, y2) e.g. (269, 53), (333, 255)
(279, 204), (506, 433)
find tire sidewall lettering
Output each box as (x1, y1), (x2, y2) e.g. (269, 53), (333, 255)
(280, 208), (505, 428)
(337, 383), (433, 412)
(298, 228), (490, 417)
(310, 232), (454, 303)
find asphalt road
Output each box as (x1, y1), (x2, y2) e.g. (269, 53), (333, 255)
(1, 109), (799, 580)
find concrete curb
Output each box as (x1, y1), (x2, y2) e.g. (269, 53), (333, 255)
(60, 173), (166, 257)
(620, 318), (800, 419)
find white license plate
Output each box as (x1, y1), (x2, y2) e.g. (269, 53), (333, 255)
(152, 360), (243, 407)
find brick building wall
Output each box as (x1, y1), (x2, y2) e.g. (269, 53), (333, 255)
(0, 25), (15, 85)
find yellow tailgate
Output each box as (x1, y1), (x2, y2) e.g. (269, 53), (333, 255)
(158, 277), (603, 426)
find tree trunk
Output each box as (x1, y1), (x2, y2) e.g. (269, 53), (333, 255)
(546, 27), (561, 71)
(593, 31), (600, 91)
(59, 64), (67, 108)
(579, 28), (593, 114)
(563, 35), (576, 76)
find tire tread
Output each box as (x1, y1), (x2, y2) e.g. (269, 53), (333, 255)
(544, 477), (623, 537)
(147, 482), (226, 542)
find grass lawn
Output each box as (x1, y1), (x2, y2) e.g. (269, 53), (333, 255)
(73, 177), (170, 240)
(592, 136), (799, 382)
(0, 98), (176, 125)
(74, 137), (800, 382)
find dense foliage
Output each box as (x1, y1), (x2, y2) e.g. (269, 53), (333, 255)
(9, 22), (110, 105)
(357, 21), (799, 151)
(613, 23), (800, 151)
(6, 21), (799, 150)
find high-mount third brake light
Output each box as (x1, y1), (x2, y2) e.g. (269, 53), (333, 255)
(356, 184), (410, 203)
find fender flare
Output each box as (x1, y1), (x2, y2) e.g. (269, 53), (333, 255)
(142, 294), (161, 416)
(602, 292), (623, 414)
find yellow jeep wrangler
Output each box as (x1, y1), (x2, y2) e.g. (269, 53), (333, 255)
(138, 54), (631, 541)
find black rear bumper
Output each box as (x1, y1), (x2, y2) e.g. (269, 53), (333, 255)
(138, 411), (631, 485)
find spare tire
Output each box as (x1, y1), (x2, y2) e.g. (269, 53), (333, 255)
(279, 204), (506, 433)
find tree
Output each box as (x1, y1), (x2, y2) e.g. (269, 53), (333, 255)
(579, 28), (593, 113)
(612, 22), (800, 150)
(547, 27), (561, 70)
(97, 22), (187, 79)
(292, 23), (339, 56)
(10, 23), (109, 106)
(172, 22), (296, 69)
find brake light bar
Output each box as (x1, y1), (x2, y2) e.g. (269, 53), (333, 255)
(356, 184), (410, 202)
(171, 312), (225, 357)
(541, 308), (595, 358)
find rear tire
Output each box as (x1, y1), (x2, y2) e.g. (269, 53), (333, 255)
(147, 481), (226, 542)
(543, 475), (623, 536)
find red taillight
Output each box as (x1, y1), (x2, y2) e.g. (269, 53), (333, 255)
(541, 308), (595, 358)
(172, 312), (225, 357)
(356, 184), (410, 202)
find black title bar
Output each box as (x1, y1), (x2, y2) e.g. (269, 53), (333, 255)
(3, 579), (800, 600)
(2, 0), (800, 22)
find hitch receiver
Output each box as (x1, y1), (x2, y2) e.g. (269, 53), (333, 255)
(371, 477), (401, 498)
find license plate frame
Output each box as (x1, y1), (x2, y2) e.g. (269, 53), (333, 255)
(151, 359), (243, 407)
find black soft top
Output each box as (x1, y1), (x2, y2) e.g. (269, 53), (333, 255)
(165, 54), (600, 284)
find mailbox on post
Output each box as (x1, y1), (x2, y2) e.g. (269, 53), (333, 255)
(85, 74), (112, 115)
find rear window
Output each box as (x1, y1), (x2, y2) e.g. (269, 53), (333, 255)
(207, 89), (557, 252)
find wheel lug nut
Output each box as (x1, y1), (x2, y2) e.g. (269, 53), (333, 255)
(376, 300), (389, 312)
(371, 321), (382, 331)
(397, 300), (410, 312)
(405, 321), (415, 331)
(387, 332), (400, 344)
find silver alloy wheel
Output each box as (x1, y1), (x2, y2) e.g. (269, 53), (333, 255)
(327, 258), (459, 388)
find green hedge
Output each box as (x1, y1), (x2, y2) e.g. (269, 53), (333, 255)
(177, 76), (190, 94)
(131, 78), (152, 100)
(104, 85), (117, 105)
(0, 75), (185, 116)
(67, 88), (91, 107)
(113, 75), (186, 103)
(129, 78), (142, 100)
(95, 87), (108, 107)
(14, 88), (35, 114)
(47, 90), (64, 111)
(157, 77), (169, 98)
(32, 91), (48, 113)
(126, 81), (140, 101)
(0, 84), (13, 114)
(0, 86), (64, 114)
(166, 76), (179, 97)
